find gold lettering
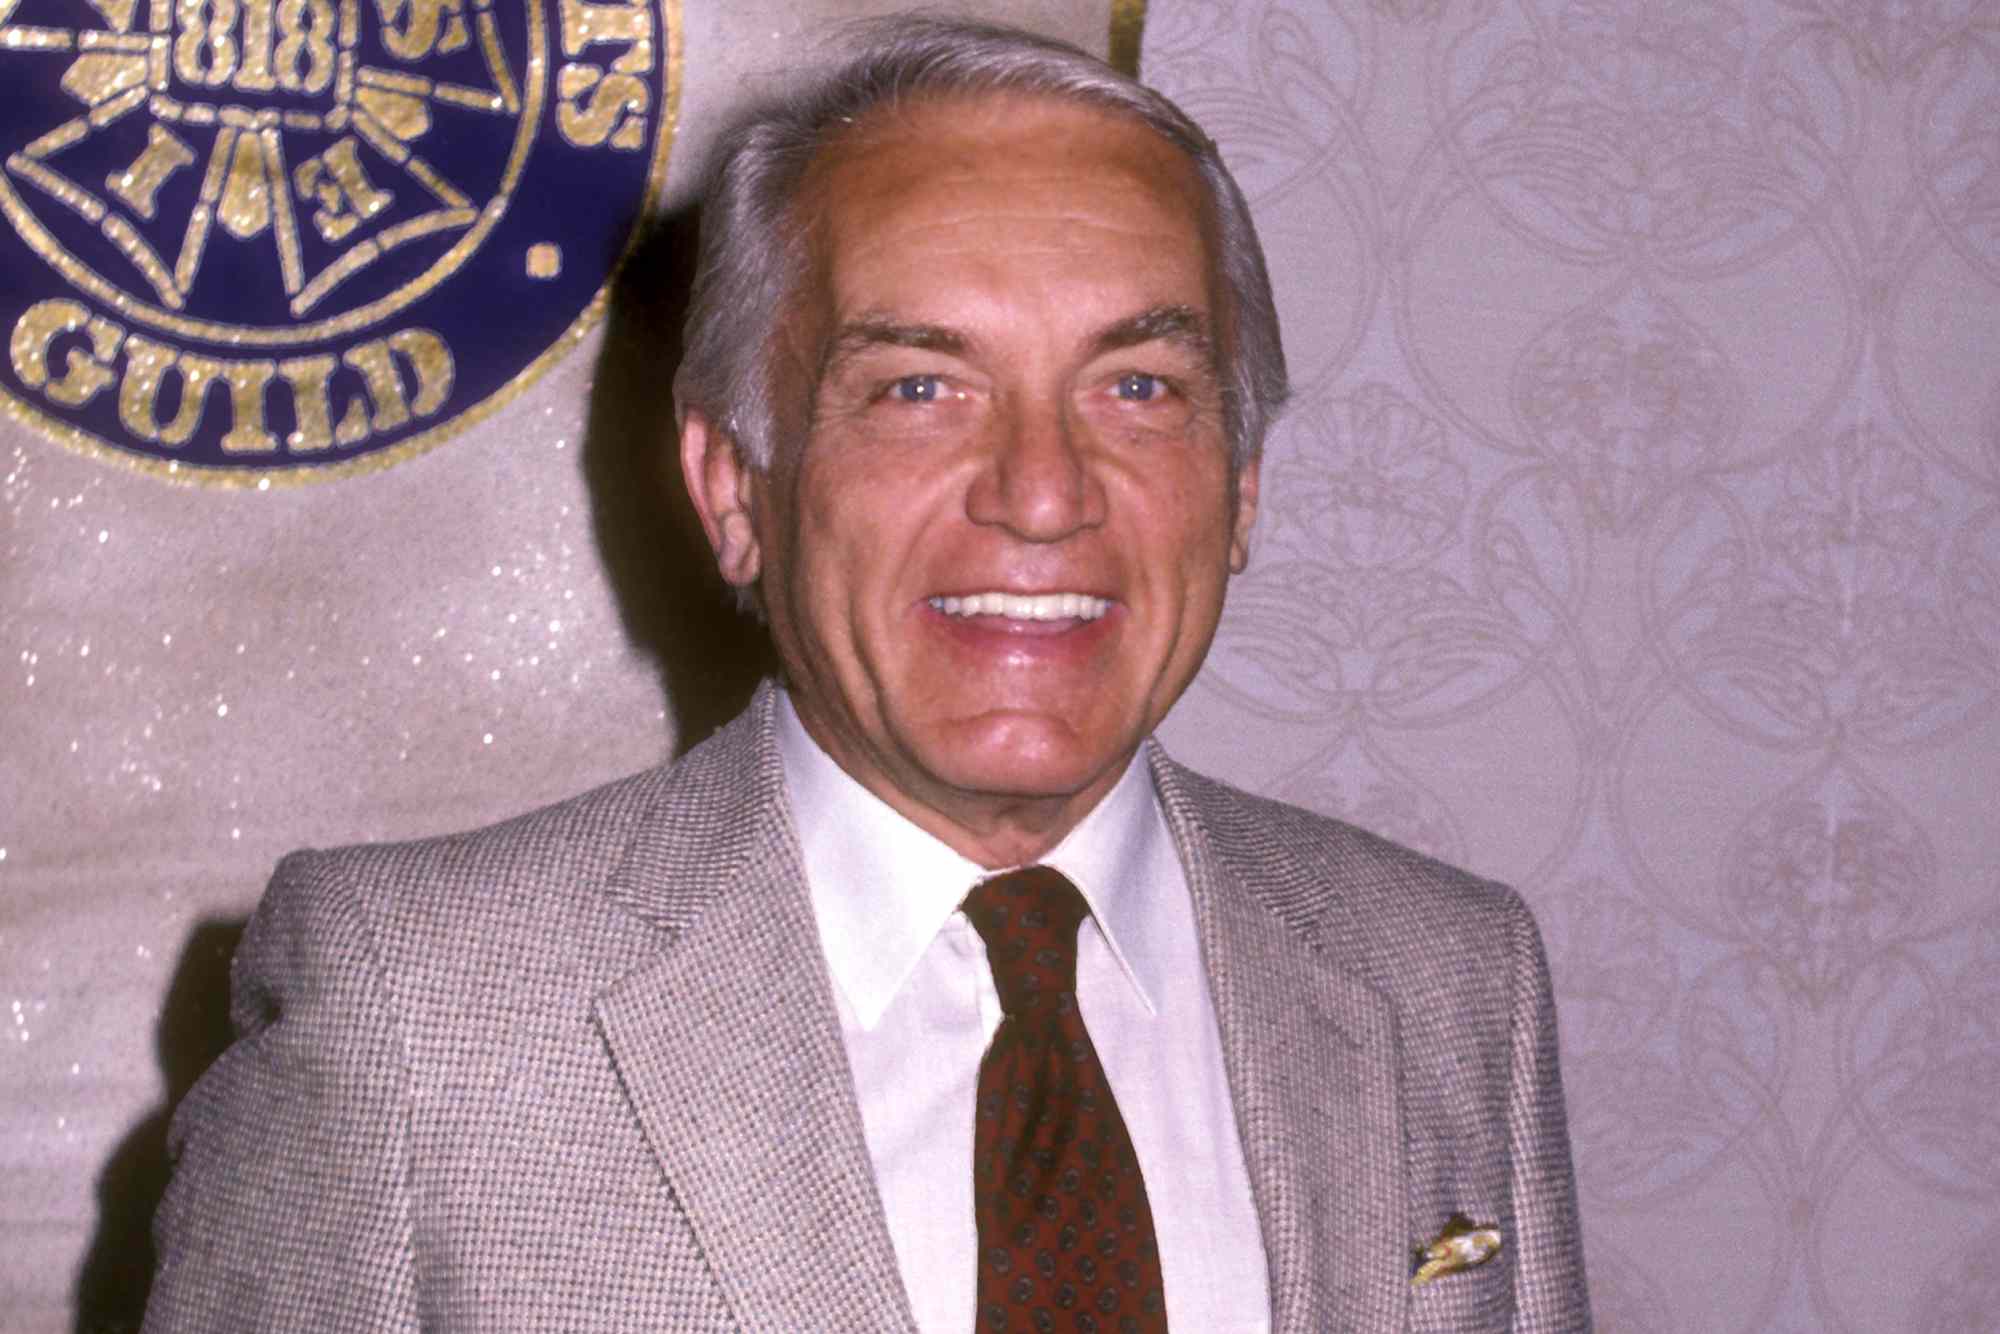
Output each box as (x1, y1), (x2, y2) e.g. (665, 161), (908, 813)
(10, 301), (126, 408)
(10, 303), (85, 391)
(556, 65), (647, 151)
(388, 328), (452, 416)
(294, 137), (391, 242)
(373, 0), (468, 61)
(107, 124), (197, 219)
(56, 317), (128, 407)
(276, 353), (337, 451)
(335, 395), (370, 444)
(330, 330), (453, 438)
(554, 0), (649, 71)
(174, 0), (239, 87)
(234, 0), (275, 89)
(217, 359), (278, 453)
(118, 334), (225, 446)
(172, 0), (331, 94)
(14, 310), (452, 454)
(342, 340), (407, 431)
(273, 0), (335, 92)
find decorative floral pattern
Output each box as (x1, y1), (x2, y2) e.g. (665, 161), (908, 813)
(1146, 2), (2000, 1327)
(1843, 914), (2000, 1197)
(1724, 758), (1936, 1004)
(1271, 384), (1469, 571)
(1645, 422), (1989, 749)
(1915, 32), (2000, 283)
(1789, 0), (1985, 84)
(1513, 279), (1747, 529)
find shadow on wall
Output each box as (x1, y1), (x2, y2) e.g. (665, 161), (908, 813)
(583, 204), (778, 753)
(68, 206), (773, 1328)
(72, 918), (244, 1333)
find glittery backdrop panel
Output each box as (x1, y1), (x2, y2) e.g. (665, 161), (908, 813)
(1, 352), (681, 1331)
(0, 5), (1117, 1329)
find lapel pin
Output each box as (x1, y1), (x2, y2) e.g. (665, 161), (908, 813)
(1411, 1212), (1504, 1287)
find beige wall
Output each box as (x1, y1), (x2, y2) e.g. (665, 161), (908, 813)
(4, 1), (1996, 1331)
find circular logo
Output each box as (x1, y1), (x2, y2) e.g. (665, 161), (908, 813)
(0, 0), (676, 483)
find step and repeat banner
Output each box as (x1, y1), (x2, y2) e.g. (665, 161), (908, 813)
(0, 2), (1119, 1327)
(5, 1), (1997, 1330)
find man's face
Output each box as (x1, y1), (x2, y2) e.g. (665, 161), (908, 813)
(686, 94), (1259, 865)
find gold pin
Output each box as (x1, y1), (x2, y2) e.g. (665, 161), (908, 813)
(1411, 1212), (1503, 1287)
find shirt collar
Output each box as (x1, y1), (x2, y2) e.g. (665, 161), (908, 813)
(775, 690), (1173, 1029)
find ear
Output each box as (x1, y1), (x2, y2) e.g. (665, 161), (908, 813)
(1228, 453), (1261, 574)
(679, 410), (763, 588)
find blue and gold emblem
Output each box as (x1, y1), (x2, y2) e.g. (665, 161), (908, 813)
(0, 0), (676, 482)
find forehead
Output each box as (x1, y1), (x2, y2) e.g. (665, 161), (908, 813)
(796, 92), (1216, 315)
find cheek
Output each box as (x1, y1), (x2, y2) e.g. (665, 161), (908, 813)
(787, 479), (906, 643)
(1151, 470), (1237, 574)
(1164, 498), (1243, 649)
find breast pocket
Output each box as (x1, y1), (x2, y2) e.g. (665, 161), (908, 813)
(1408, 1250), (1515, 1333)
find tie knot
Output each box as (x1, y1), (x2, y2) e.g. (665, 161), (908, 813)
(961, 866), (1090, 1020)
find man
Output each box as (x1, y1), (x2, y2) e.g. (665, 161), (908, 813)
(146, 17), (1588, 1333)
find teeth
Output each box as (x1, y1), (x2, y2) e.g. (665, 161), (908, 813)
(930, 592), (1110, 620)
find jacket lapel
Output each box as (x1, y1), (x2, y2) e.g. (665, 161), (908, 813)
(590, 690), (918, 1333)
(582, 696), (1416, 1331)
(1153, 752), (1412, 1334)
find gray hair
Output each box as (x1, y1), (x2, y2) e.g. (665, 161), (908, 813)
(671, 15), (1288, 472)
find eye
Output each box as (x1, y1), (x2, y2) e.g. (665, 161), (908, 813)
(890, 374), (944, 403)
(1114, 372), (1165, 403)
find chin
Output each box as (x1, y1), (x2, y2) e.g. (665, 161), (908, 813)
(920, 715), (1134, 802)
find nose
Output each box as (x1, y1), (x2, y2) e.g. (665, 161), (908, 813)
(964, 393), (1106, 541)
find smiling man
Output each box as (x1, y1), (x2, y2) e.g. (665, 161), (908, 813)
(146, 18), (1588, 1334)
(684, 91), (1255, 870)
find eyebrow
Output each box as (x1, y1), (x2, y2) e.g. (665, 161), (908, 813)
(818, 304), (1216, 382)
(1090, 305), (1215, 365)
(818, 319), (968, 384)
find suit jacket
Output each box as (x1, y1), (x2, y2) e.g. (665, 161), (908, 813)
(145, 684), (1589, 1332)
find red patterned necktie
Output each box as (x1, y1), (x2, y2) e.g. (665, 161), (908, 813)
(961, 866), (1168, 1333)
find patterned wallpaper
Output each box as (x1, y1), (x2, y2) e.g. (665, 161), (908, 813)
(1141, 2), (2000, 1330)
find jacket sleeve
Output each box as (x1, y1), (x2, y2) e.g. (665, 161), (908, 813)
(1502, 894), (1591, 1332)
(144, 850), (422, 1332)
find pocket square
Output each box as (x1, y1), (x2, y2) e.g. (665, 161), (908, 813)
(1411, 1212), (1503, 1287)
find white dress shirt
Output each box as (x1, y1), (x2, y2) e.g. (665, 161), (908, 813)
(775, 692), (1271, 1333)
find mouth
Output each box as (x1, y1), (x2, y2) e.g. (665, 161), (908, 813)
(926, 592), (1112, 622)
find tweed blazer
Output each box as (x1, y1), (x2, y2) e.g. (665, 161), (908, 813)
(145, 684), (1589, 1332)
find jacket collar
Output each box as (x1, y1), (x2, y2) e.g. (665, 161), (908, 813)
(590, 684), (920, 1333)
(776, 687), (1173, 1028)
(587, 692), (1412, 1332)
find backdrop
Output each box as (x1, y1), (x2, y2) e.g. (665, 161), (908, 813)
(3, 1), (1996, 1331)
